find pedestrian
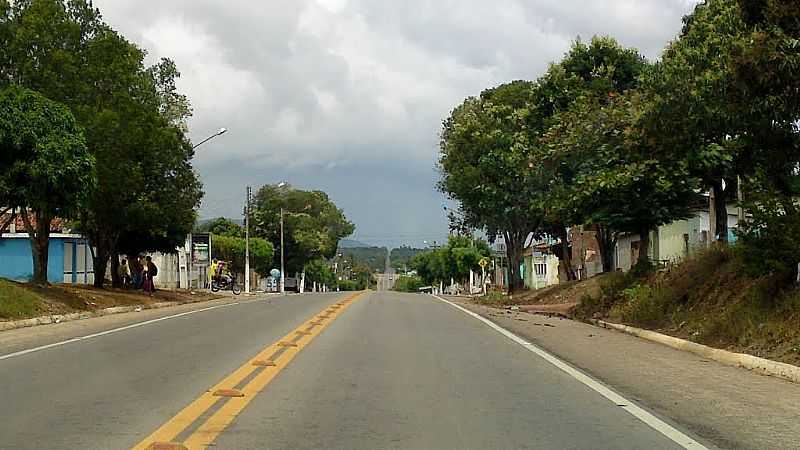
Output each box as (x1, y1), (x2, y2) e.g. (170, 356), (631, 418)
(131, 256), (143, 289)
(118, 258), (131, 288)
(143, 255), (158, 295)
(208, 259), (218, 288)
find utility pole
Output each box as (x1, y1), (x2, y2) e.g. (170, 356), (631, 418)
(245, 186), (251, 294)
(280, 207), (285, 294)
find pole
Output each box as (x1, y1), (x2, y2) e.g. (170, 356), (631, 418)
(280, 207), (285, 294)
(245, 186), (251, 294)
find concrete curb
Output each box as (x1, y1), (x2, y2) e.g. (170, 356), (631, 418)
(593, 319), (800, 384)
(0, 300), (210, 332)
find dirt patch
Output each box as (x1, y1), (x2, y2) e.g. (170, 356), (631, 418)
(475, 275), (605, 310)
(1, 281), (222, 321)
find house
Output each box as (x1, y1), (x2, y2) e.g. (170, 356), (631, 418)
(521, 237), (560, 290)
(0, 214), (96, 284)
(613, 206), (740, 272)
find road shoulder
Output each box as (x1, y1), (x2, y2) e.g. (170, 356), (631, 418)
(453, 299), (800, 450)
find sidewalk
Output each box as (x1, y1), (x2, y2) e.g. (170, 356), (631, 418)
(454, 300), (800, 450)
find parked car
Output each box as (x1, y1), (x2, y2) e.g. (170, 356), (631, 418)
(284, 277), (300, 293)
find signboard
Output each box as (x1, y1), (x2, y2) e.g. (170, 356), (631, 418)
(479, 257), (489, 269)
(191, 233), (211, 264)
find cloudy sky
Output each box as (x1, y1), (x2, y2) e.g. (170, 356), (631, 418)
(97, 0), (699, 248)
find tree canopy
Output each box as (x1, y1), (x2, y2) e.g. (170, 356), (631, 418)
(0, 0), (202, 287)
(0, 85), (94, 284)
(252, 184), (354, 276)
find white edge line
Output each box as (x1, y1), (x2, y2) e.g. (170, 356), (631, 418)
(432, 295), (709, 450)
(0, 302), (243, 361)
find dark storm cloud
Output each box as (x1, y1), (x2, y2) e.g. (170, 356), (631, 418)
(96, 0), (699, 246)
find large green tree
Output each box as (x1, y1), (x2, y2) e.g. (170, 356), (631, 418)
(252, 184), (354, 276)
(439, 81), (544, 292)
(641, 0), (748, 244)
(533, 36), (649, 273)
(0, 0), (202, 287)
(0, 85), (94, 284)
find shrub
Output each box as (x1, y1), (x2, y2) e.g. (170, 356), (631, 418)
(393, 275), (425, 293)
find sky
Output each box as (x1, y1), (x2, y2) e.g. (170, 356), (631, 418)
(96, 0), (700, 248)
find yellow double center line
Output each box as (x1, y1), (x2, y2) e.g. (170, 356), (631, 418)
(133, 291), (366, 450)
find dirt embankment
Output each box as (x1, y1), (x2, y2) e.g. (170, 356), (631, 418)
(1, 281), (220, 321)
(475, 248), (800, 367)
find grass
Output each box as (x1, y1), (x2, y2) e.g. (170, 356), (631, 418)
(0, 279), (44, 320)
(575, 246), (800, 366)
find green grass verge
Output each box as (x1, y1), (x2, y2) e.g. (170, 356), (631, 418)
(0, 278), (44, 320)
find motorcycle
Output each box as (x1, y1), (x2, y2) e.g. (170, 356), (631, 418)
(211, 273), (241, 295)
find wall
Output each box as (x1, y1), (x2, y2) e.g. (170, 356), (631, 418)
(0, 236), (65, 283)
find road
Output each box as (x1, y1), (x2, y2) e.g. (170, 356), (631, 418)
(0, 292), (705, 450)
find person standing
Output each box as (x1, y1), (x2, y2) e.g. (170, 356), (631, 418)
(143, 256), (158, 295)
(118, 258), (131, 288)
(131, 256), (144, 289)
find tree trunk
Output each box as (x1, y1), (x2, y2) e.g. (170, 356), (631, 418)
(110, 251), (121, 288)
(712, 181), (729, 244)
(638, 227), (651, 265)
(558, 226), (576, 281)
(22, 210), (51, 285)
(504, 231), (525, 294)
(596, 225), (617, 273)
(92, 239), (110, 288)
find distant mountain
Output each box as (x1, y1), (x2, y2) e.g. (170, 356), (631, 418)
(339, 238), (370, 249)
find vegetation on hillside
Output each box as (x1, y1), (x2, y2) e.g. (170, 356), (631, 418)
(574, 247), (800, 366)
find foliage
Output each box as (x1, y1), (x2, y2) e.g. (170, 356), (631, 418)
(252, 184), (354, 275)
(0, 0), (202, 287)
(196, 218), (243, 238)
(410, 236), (490, 286)
(210, 234), (273, 277)
(0, 85), (94, 284)
(349, 263), (375, 290)
(438, 80), (546, 291)
(336, 279), (360, 291)
(303, 258), (335, 286)
(389, 246), (426, 272)
(392, 275), (425, 293)
(735, 188), (800, 279)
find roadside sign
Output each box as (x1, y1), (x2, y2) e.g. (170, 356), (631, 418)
(479, 257), (489, 269)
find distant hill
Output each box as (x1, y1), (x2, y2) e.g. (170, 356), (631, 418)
(339, 238), (370, 248)
(339, 246), (388, 272)
(390, 246), (428, 272)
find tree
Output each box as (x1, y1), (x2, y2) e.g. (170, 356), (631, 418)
(543, 93), (701, 266)
(0, 85), (94, 284)
(0, 0), (202, 287)
(439, 81), (544, 292)
(641, 0), (748, 244)
(211, 234), (273, 277)
(252, 184), (354, 276)
(303, 259), (335, 287)
(196, 217), (244, 238)
(533, 36), (649, 273)
(408, 236), (490, 288)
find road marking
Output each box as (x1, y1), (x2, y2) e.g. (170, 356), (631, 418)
(133, 291), (365, 450)
(0, 302), (244, 361)
(432, 295), (709, 450)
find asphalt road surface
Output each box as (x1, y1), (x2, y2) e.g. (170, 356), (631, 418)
(0, 292), (706, 450)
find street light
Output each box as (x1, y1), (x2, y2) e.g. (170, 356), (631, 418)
(277, 181), (288, 294)
(193, 127), (228, 150)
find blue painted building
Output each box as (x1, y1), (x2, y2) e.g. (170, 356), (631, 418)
(0, 233), (94, 284)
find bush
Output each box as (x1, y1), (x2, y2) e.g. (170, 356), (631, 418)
(393, 275), (425, 293)
(736, 193), (800, 280)
(337, 279), (359, 291)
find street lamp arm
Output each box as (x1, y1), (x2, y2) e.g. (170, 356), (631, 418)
(192, 127), (228, 150)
